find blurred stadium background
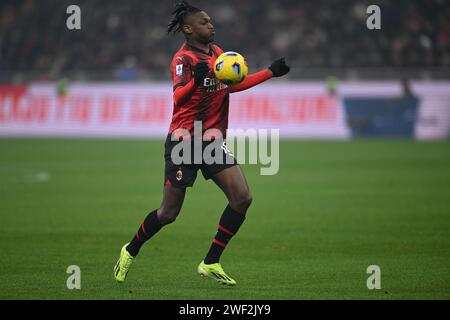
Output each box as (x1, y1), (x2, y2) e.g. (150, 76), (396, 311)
(1, 0), (450, 81)
(0, 0), (449, 299)
(1, 0), (450, 139)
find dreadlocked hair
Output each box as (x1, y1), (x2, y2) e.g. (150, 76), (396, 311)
(168, 1), (202, 34)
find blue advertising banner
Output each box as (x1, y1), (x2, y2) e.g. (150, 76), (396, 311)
(343, 96), (419, 137)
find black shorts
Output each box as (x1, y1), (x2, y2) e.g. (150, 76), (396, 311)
(164, 134), (238, 188)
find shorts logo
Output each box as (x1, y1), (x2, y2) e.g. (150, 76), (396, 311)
(176, 64), (183, 76)
(176, 169), (183, 181)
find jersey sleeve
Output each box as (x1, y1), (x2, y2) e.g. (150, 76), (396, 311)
(229, 69), (273, 93)
(170, 54), (193, 91)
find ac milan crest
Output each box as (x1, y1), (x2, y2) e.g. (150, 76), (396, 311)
(176, 170), (183, 181)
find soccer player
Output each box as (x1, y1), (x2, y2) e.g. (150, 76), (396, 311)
(114, 1), (290, 286)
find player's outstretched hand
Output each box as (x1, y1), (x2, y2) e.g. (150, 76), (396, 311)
(269, 58), (290, 77)
(193, 61), (209, 85)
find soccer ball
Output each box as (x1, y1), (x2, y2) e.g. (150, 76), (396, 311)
(214, 51), (248, 86)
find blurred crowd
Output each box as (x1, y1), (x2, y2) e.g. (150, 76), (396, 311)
(0, 0), (449, 81)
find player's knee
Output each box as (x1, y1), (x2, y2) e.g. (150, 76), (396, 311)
(242, 192), (253, 209)
(157, 207), (181, 225)
(232, 191), (253, 213)
(159, 212), (177, 225)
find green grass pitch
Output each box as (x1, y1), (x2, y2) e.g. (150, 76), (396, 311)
(0, 138), (449, 299)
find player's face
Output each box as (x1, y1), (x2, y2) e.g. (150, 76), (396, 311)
(185, 11), (215, 44)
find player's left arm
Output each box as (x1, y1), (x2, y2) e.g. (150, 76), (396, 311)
(229, 58), (290, 93)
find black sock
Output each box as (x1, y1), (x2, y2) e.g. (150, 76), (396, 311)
(126, 209), (162, 256)
(204, 205), (246, 264)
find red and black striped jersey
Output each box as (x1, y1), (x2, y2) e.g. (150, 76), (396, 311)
(168, 43), (230, 137)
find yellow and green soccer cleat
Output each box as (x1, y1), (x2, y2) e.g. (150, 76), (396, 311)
(114, 243), (134, 283)
(197, 261), (237, 286)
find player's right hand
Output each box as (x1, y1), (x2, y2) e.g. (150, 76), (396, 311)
(193, 62), (209, 85)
